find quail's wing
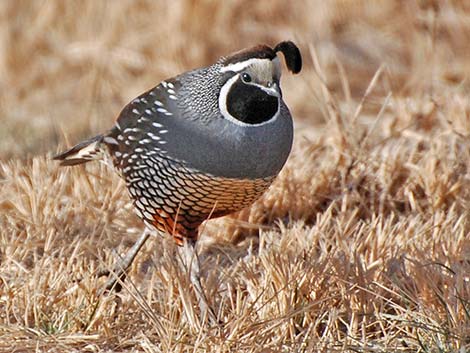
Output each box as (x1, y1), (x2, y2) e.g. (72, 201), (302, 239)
(104, 78), (184, 174)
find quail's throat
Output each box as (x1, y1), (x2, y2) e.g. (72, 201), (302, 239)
(227, 80), (279, 124)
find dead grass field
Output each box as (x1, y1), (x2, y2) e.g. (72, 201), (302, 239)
(1, 1), (470, 352)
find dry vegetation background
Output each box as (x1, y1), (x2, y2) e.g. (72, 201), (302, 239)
(1, 0), (470, 352)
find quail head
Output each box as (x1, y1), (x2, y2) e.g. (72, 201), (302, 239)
(54, 41), (302, 246)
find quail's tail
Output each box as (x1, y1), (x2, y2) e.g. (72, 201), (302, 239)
(53, 134), (104, 166)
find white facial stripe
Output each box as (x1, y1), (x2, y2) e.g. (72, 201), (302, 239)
(218, 74), (280, 127)
(253, 82), (280, 97)
(220, 58), (273, 73)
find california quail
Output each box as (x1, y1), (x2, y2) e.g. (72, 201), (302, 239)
(54, 41), (302, 312)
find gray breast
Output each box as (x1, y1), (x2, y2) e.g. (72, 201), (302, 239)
(160, 101), (293, 179)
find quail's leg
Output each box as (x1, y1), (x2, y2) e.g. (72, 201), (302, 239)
(180, 239), (219, 325)
(99, 228), (151, 294)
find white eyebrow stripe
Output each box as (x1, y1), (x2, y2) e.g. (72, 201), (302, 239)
(220, 58), (272, 73)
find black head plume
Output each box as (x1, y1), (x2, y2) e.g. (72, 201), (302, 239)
(274, 41), (302, 74)
(222, 41), (302, 74)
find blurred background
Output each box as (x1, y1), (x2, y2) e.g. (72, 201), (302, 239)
(1, 0), (469, 159)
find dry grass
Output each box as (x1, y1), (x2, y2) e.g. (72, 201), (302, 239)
(1, 1), (470, 352)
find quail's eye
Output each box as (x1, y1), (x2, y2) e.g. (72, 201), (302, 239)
(241, 73), (252, 83)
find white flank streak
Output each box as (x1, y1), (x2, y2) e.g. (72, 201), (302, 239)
(103, 136), (118, 145)
(152, 122), (163, 128)
(148, 132), (160, 141)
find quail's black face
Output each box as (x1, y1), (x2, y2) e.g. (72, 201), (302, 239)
(219, 57), (283, 126)
(216, 41), (301, 126)
(226, 74), (279, 124)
